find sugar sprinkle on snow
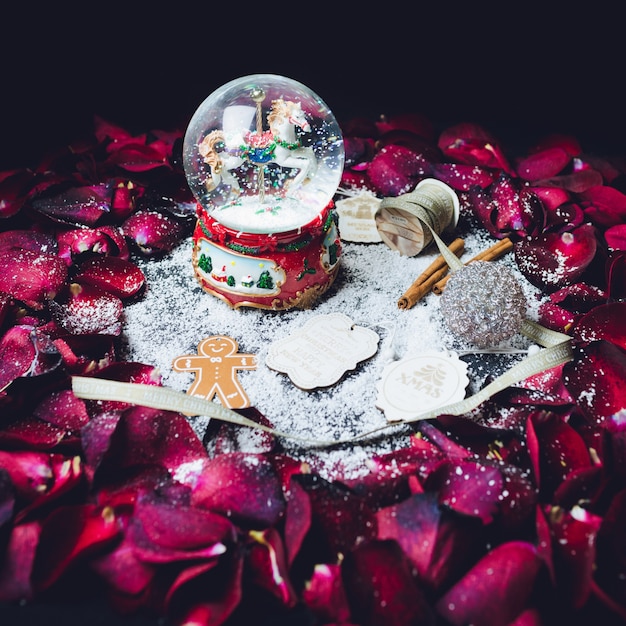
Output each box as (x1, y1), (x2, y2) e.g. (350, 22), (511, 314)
(120, 220), (547, 481)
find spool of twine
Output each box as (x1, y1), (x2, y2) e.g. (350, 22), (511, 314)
(375, 178), (460, 257)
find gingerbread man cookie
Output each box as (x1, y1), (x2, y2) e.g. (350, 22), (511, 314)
(172, 335), (257, 409)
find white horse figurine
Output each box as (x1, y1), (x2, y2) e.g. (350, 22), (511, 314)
(198, 99), (317, 196)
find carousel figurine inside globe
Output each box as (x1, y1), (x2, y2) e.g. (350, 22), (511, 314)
(183, 74), (345, 310)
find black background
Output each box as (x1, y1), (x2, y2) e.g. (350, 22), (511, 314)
(1, 2), (625, 625)
(2, 3), (625, 171)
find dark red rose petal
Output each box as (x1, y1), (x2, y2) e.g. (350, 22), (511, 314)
(16, 453), (84, 523)
(470, 175), (545, 239)
(572, 302), (626, 350)
(553, 465), (605, 511)
(498, 383), (572, 408)
(342, 539), (434, 626)
(529, 133), (582, 157)
(0, 292), (11, 329)
(0, 247), (68, 308)
(375, 112), (435, 141)
(526, 411), (592, 497)
(291, 473), (376, 556)
(376, 130), (440, 161)
(549, 281), (607, 311)
(516, 147), (571, 181)
(0, 418), (66, 450)
(32, 504), (120, 591)
(89, 532), (155, 597)
(53, 334), (116, 375)
(0, 326), (38, 392)
(467, 188), (502, 238)
(247, 527), (297, 606)
(81, 362), (162, 413)
(56, 226), (128, 264)
(530, 186), (571, 212)
(110, 179), (144, 221)
(538, 300), (577, 333)
(532, 169), (604, 193)
(98, 225), (130, 259)
(0, 522), (40, 602)
(80, 411), (123, 476)
(605, 223), (626, 250)
(577, 154), (623, 184)
(0, 229), (59, 255)
(376, 491), (483, 592)
(340, 168), (376, 192)
(414, 421), (472, 459)
(105, 142), (172, 172)
(436, 541), (543, 626)
(492, 176), (546, 237)
(0, 169), (34, 218)
(93, 361), (162, 385)
(543, 201), (585, 232)
(95, 116), (134, 143)
(580, 184), (626, 228)
(192, 452), (285, 529)
(514, 224), (598, 291)
(344, 136), (376, 167)
(31, 184), (113, 226)
(96, 405), (208, 480)
(166, 552), (244, 626)
(595, 490), (626, 612)
(342, 446), (445, 509)
(301, 563), (351, 624)
(423, 459), (503, 524)
(0, 325), (61, 392)
(546, 505), (602, 609)
(366, 145), (430, 196)
(606, 250), (626, 300)
(563, 340), (626, 425)
(438, 122), (513, 173)
(283, 477), (311, 567)
(602, 417), (626, 484)
(518, 363), (574, 405)
(121, 210), (188, 255)
(0, 451), (53, 501)
(134, 492), (235, 551)
(539, 283), (608, 332)
(74, 256), (145, 299)
(128, 515), (226, 565)
(33, 390), (90, 431)
(50, 283), (124, 335)
(430, 162), (497, 191)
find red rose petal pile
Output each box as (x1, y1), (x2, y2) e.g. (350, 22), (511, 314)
(1, 112), (626, 626)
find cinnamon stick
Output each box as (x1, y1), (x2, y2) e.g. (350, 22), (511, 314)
(432, 237), (514, 295)
(397, 238), (465, 309)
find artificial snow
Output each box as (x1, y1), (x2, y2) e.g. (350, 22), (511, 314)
(120, 216), (547, 481)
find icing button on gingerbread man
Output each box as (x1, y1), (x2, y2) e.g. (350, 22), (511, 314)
(172, 335), (257, 409)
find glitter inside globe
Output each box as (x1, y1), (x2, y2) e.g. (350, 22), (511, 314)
(439, 261), (527, 348)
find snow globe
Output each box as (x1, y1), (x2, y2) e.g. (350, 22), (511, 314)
(183, 74), (345, 310)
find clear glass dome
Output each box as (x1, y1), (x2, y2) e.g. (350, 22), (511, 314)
(183, 74), (345, 234)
